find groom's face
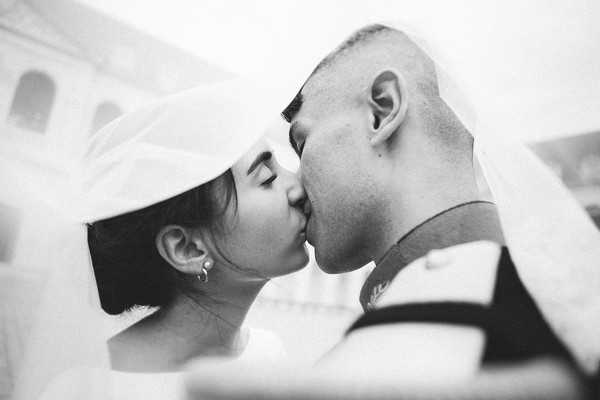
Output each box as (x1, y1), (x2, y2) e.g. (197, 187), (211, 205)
(288, 79), (380, 273)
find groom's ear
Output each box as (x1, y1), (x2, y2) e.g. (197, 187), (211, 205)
(155, 225), (210, 275)
(367, 69), (408, 147)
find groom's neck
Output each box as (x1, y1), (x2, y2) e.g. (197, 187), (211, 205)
(373, 164), (481, 264)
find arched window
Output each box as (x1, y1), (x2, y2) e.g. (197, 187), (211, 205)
(7, 71), (56, 133)
(90, 101), (122, 134)
(0, 203), (20, 263)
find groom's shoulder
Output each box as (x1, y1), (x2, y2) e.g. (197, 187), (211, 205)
(375, 240), (503, 308)
(334, 241), (505, 379)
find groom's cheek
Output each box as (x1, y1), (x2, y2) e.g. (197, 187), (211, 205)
(300, 150), (321, 189)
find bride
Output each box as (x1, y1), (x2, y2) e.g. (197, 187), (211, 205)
(10, 77), (309, 399)
(91, 121), (308, 371)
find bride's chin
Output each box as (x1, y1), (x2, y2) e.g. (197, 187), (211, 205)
(277, 246), (310, 276)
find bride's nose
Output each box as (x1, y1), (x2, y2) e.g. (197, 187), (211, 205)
(284, 170), (306, 208)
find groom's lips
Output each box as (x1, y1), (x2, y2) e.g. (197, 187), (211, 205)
(303, 198), (312, 217)
(301, 199), (313, 242)
(305, 216), (314, 245)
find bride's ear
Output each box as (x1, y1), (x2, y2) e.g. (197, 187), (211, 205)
(155, 225), (211, 275)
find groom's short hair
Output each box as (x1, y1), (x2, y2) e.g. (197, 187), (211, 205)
(282, 24), (392, 123)
(312, 24), (393, 77)
(282, 24), (473, 156)
(282, 24), (439, 122)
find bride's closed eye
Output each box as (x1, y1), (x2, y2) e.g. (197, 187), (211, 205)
(261, 172), (278, 187)
(254, 162), (278, 188)
(246, 150), (278, 188)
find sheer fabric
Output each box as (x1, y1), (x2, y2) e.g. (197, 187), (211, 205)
(7, 77), (288, 399)
(385, 20), (600, 373)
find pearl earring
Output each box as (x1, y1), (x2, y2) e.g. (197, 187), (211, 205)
(197, 259), (213, 283)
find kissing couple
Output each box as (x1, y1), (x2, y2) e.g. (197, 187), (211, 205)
(15, 24), (599, 400)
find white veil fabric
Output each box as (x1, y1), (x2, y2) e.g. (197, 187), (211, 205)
(4, 15), (599, 400)
(475, 128), (600, 374)
(7, 77), (288, 399)
(252, 12), (600, 374)
(381, 21), (600, 374)
(11, 222), (110, 400)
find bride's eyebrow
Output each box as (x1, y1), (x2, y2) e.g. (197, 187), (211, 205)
(246, 151), (273, 175)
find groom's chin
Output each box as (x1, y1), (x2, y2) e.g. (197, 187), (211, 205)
(314, 245), (367, 275)
(313, 250), (349, 274)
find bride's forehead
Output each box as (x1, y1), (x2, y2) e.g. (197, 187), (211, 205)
(232, 139), (272, 170)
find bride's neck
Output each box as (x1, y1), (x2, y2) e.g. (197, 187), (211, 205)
(110, 274), (267, 372)
(168, 275), (267, 341)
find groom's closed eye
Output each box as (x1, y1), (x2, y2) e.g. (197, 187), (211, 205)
(288, 122), (305, 157)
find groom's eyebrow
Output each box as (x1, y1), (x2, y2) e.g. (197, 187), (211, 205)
(282, 91), (303, 123)
(247, 151), (272, 175)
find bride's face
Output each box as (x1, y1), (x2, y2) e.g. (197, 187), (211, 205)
(213, 140), (309, 278)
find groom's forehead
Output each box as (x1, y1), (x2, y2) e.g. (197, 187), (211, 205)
(283, 66), (351, 124)
(298, 76), (343, 117)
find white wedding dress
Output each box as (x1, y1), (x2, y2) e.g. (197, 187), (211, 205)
(39, 328), (286, 400)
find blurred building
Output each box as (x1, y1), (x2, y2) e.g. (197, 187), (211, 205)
(0, 2), (366, 374)
(0, 0), (228, 164)
(4, 0), (597, 371)
(530, 130), (600, 228)
(0, 0), (226, 269)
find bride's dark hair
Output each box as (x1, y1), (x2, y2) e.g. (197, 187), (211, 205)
(87, 170), (237, 315)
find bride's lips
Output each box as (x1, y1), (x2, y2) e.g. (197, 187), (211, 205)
(298, 217), (307, 236)
(294, 211), (308, 241)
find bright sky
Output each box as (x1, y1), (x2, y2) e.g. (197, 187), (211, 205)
(77, 0), (600, 141)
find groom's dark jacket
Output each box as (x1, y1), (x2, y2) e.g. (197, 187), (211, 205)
(352, 201), (577, 366)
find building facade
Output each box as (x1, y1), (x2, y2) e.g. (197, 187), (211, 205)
(3, 0), (597, 373)
(0, 0), (367, 316)
(531, 130), (600, 227)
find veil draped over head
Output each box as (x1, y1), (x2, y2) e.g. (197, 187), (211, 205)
(6, 77), (288, 399)
(250, 11), (599, 375)
(379, 21), (600, 373)
(3, 9), (600, 400)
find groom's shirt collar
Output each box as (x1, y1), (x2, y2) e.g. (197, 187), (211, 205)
(359, 200), (505, 311)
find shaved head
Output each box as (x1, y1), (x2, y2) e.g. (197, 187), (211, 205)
(284, 25), (438, 119)
(311, 25), (438, 97)
(283, 24), (471, 154)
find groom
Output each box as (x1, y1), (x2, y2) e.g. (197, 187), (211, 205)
(280, 21), (577, 374)
(283, 24), (501, 311)
(186, 24), (589, 399)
